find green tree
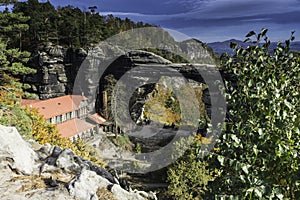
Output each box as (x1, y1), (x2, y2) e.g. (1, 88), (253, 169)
(0, 0), (36, 99)
(166, 136), (214, 200)
(0, 38), (34, 94)
(206, 29), (300, 199)
(13, 0), (57, 49)
(0, 0), (29, 50)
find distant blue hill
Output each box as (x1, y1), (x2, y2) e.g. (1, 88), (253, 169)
(208, 39), (300, 56)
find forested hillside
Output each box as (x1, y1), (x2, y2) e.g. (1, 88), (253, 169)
(11, 0), (152, 50)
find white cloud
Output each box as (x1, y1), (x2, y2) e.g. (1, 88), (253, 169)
(241, 18), (272, 22)
(163, 0), (212, 10)
(184, 0), (300, 19)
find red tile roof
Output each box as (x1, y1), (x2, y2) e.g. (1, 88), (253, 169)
(87, 113), (107, 124)
(21, 99), (40, 106)
(21, 95), (87, 119)
(57, 118), (96, 138)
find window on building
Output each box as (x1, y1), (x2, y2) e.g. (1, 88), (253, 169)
(46, 119), (51, 123)
(66, 112), (71, 120)
(56, 115), (62, 123)
(75, 110), (79, 118)
(72, 111), (76, 118)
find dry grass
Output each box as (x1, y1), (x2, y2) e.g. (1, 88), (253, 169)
(10, 170), (74, 193)
(96, 187), (117, 200)
(10, 175), (48, 192)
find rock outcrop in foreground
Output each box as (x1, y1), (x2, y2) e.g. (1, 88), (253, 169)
(0, 125), (156, 200)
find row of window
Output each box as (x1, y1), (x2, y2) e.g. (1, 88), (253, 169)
(46, 110), (79, 124)
(46, 107), (89, 124)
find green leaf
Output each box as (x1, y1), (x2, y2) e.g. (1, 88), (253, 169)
(243, 38), (251, 43)
(242, 165), (249, 175)
(261, 28), (268, 37)
(254, 188), (263, 198)
(246, 30), (256, 37)
(246, 188), (254, 196)
(285, 39), (290, 47)
(257, 33), (262, 41)
(240, 174), (246, 183)
(253, 145), (258, 156)
(217, 155), (225, 166)
(291, 36), (295, 41)
(230, 42), (238, 49)
(258, 128), (263, 135)
(276, 193), (284, 200)
(291, 30), (295, 35)
(284, 100), (293, 109)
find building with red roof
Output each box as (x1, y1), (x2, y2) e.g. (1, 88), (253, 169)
(21, 95), (106, 141)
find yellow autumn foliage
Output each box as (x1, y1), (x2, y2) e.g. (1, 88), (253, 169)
(143, 81), (208, 126)
(25, 107), (105, 167)
(144, 84), (181, 125)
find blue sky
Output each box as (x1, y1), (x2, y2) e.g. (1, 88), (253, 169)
(39, 0), (300, 42)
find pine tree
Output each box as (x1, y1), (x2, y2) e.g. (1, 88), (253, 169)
(0, 0), (36, 100)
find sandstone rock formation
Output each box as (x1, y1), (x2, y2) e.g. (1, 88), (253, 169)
(0, 125), (156, 200)
(25, 33), (215, 102)
(25, 43), (87, 100)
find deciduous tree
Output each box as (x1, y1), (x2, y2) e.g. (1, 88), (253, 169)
(206, 29), (300, 199)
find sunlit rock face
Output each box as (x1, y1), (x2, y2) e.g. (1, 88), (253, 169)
(0, 125), (156, 200)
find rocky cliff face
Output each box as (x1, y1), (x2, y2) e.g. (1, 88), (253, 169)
(24, 37), (218, 141)
(0, 125), (156, 200)
(25, 43), (87, 99)
(25, 36), (215, 101)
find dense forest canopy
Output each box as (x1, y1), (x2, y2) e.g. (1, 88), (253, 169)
(10, 0), (152, 50)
